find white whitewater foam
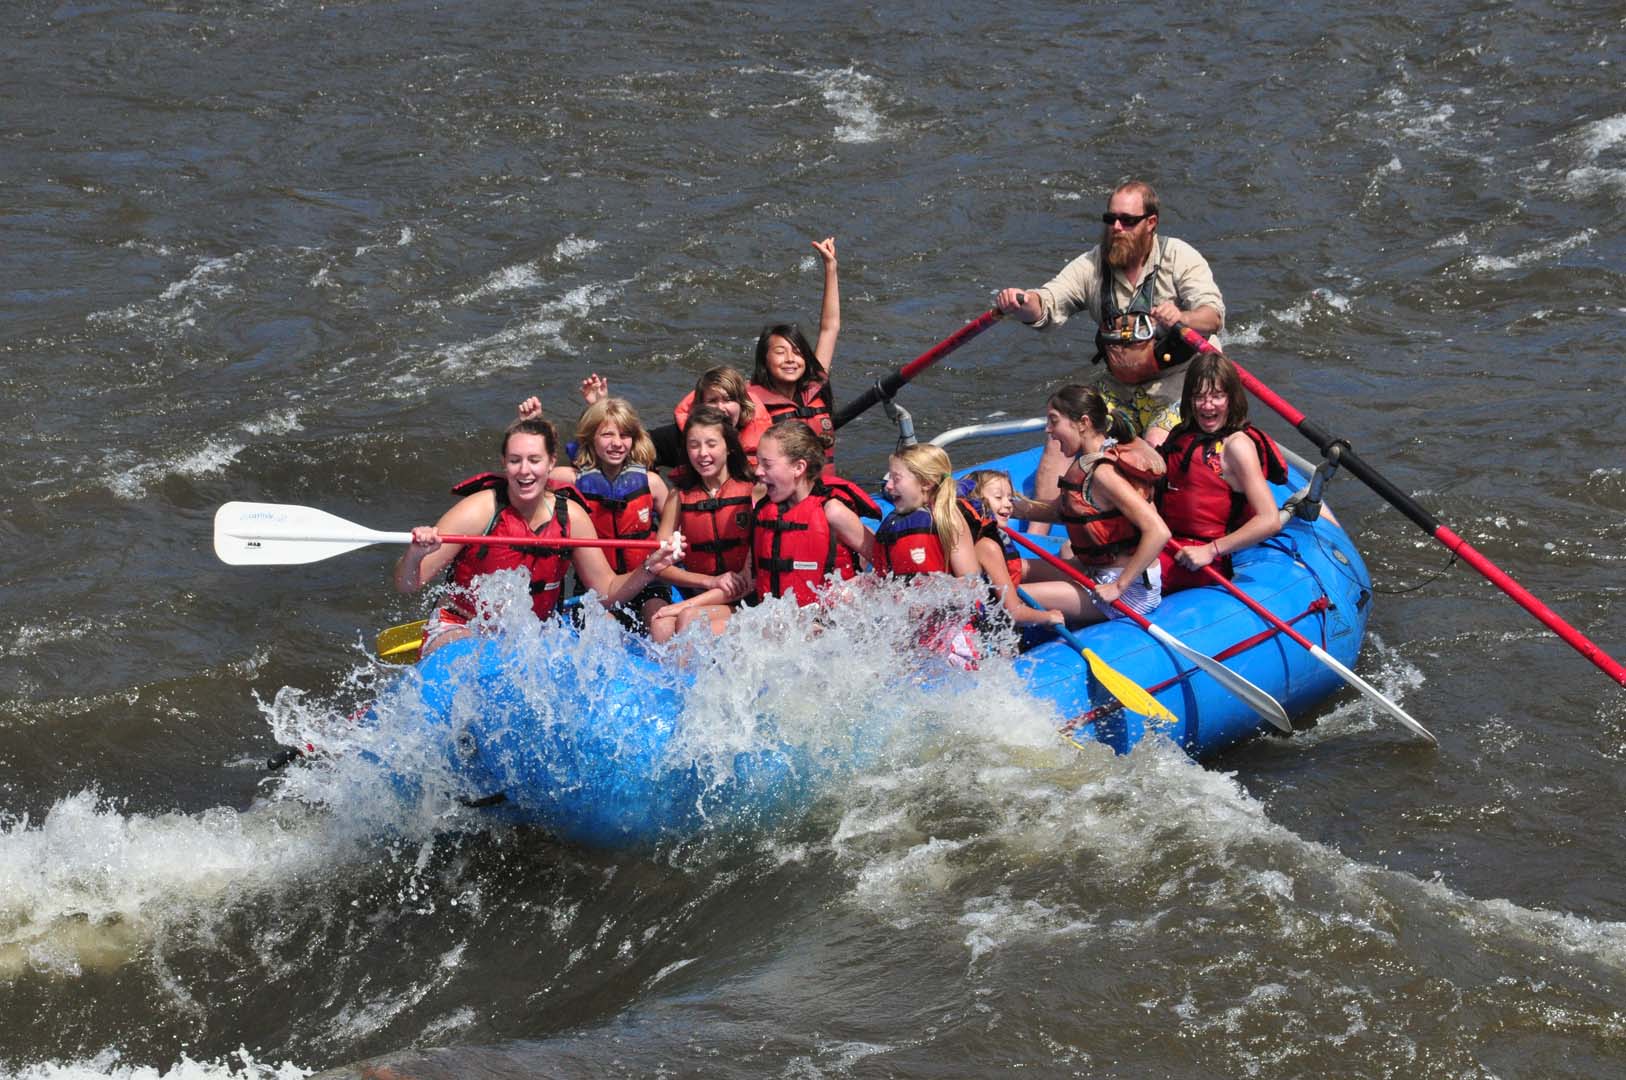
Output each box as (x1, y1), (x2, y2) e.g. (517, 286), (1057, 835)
(1469, 228), (1597, 273)
(810, 67), (887, 144)
(552, 235), (600, 260)
(0, 1049), (309, 1080)
(453, 262), (543, 304)
(107, 436), (245, 500)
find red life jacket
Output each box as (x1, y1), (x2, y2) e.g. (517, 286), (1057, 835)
(819, 474), (881, 580)
(673, 474), (756, 576)
(573, 464), (655, 573)
(444, 475), (574, 621)
(1159, 424), (1288, 541)
(754, 380), (836, 472)
(752, 492), (837, 606)
(1057, 438), (1166, 565)
(673, 386), (776, 467)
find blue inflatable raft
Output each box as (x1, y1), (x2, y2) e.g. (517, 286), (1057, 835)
(371, 442), (1370, 848)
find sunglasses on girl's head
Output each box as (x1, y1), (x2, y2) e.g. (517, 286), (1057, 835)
(1101, 212), (1153, 227)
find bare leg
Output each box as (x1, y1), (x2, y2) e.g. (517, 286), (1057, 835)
(1020, 579), (1108, 628)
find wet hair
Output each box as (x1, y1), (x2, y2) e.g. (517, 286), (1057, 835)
(758, 419), (825, 487)
(573, 397), (656, 472)
(1175, 351), (1251, 435)
(890, 444), (964, 558)
(501, 416), (558, 460)
(1048, 384), (1136, 444)
(694, 366), (757, 428)
(683, 404), (755, 484)
(751, 323), (827, 401)
(1111, 178), (1159, 218)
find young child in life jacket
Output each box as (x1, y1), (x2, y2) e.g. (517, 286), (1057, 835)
(1013, 384), (1172, 626)
(750, 236), (840, 477)
(1156, 351), (1288, 593)
(647, 405), (760, 642)
(957, 469), (1065, 629)
(566, 397), (672, 630)
(653, 419), (876, 630)
(394, 417), (685, 658)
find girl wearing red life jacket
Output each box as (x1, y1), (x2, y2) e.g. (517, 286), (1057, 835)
(648, 406), (761, 643)
(1014, 385), (1173, 627)
(1156, 352), (1288, 593)
(750, 236), (841, 476)
(394, 417), (685, 658)
(654, 420), (876, 632)
(957, 469), (1063, 629)
(566, 396), (672, 629)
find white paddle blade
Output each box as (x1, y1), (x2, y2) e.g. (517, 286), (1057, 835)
(212, 502), (410, 566)
(1311, 645), (1437, 744)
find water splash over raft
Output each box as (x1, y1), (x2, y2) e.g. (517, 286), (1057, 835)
(351, 573), (997, 849)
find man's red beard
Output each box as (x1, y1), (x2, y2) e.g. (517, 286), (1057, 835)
(1103, 225), (1155, 272)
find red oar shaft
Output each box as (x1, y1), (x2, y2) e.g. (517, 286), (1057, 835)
(1195, 564), (1318, 652)
(1176, 326), (1626, 687)
(436, 535), (660, 550)
(832, 309), (1004, 430)
(1005, 530), (1152, 628)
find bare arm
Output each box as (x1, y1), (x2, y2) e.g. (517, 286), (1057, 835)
(825, 499), (875, 569)
(811, 236), (839, 377)
(569, 511), (685, 605)
(647, 470), (669, 516)
(393, 491), (498, 594)
(1176, 434), (1282, 571)
(946, 522), (981, 578)
(975, 536), (1061, 626)
(1091, 467), (1170, 604)
(1011, 489), (1060, 524)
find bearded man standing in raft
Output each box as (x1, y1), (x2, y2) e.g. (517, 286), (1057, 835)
(993, 179), (1225, 512)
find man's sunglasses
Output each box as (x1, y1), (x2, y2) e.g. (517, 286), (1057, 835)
(1101, 212), (1153, 227)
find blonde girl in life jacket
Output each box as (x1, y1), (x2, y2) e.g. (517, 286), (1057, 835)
(647, 405), (761, 643)
(875, 444), (979, 579)
(563, 396), (673, 629)
(394, 417), (685, 658)
(652, 419), (876, 634)
(750, 236), (841, 474)
(1013, 384), (1172, 626)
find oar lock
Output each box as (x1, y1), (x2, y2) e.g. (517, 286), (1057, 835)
(877, 383), (918, 449)
(1281, 439), (1349, 524)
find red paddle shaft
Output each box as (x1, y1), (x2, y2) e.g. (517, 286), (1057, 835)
(1176, 326), (1626, 687)
(435, 536), (660, 550)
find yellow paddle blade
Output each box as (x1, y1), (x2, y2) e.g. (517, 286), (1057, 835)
(1082, 648), (1177, 726)
(376, 620), (427, 665)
